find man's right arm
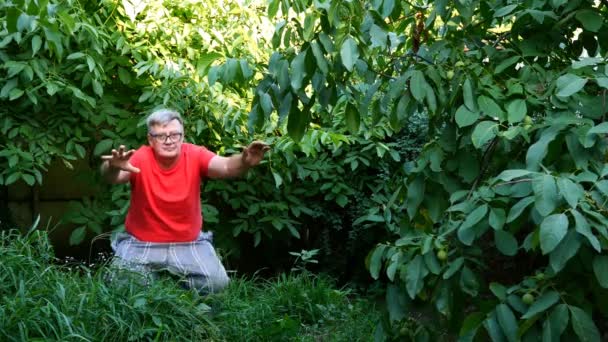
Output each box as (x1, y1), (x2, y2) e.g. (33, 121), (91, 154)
(100, 160), (132, 184)
(100, 145), (140, 184)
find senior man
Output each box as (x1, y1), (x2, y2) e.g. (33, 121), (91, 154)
(101, 108), (269, 293)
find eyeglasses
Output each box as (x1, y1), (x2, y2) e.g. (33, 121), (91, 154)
(149, 132), (183, 143)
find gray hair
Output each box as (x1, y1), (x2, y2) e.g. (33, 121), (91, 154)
(146, 109), (183, 132)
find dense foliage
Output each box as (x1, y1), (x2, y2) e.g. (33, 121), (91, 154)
(0, 230), (377, 341)
(3, 0), (608, 340)
(250, 0), (608, 340)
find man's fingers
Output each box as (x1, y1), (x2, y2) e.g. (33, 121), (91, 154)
(101, 155), (113, 160)
(123, 149), (136, 158)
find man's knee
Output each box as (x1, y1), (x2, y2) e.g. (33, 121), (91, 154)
(188, 273), (230, 294)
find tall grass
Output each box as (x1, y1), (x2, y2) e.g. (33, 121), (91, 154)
(0, 230), (378, 341)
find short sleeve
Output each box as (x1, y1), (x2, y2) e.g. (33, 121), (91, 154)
(128, 146), (146, 182)
(195, 145), (217, 177)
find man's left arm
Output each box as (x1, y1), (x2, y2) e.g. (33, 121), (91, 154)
(207, 141), (270, 179)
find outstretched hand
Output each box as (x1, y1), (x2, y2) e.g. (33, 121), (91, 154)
(242, 141), (270, 167)
(101, 145), (140, 173)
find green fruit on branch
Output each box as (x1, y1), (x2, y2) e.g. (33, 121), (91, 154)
(522, 293), (534, 305)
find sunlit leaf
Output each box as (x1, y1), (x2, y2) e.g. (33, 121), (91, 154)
(340, 36), (358, 72)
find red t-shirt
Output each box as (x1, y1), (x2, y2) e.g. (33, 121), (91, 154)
(125, 143), (216, 242)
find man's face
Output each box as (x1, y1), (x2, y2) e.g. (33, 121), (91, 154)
(148, 119), (184, 160)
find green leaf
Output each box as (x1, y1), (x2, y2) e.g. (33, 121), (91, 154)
(461, 204), (488, 231)
(31, 35), (42, 56)
(423, 252), (441, 275)
(268, 0), (280, 17)
(386, 284), (409, 321)
(494, 230), (518, 256)
(592, 255), (608, 288)
(532, 174), (558, 217)
(489, 208), (506, 230)
(7, 8), (19, 32)
(21, 174), (35, 186)
(478, 96), (504, 121)
(460, 312), (484, 338)
(483, 311), (507, 342)
(507, 99), (527, 124)
(526, 126), (560, 170)
(557, 177), (583, 209)
(471, 121), (498, 149)
(459, 266), (479, 296)
(495, 56), (520, 74)
(549, 230), (581, 273)
(463, 78), (477, 111)
(443, 257), (464, 279)
(544, 305), (569, 342)
(138, 90), (153, 103)
(369, 245), (386, 279)
(496, 304), (518, 342)
(490, 283), (507, 301)
(272, 171), (283, 188)
(410, 70), (428, 103)
(495, 169), (533, 181)
(556, 73), (587, 97)
(118, 68), (132, 85)
(455, 105), (480, 128)
(569, 306), (601, 342)
(575, 9), (604, 32)
(405, 255), (427, 299)
(406, 176), (425, 218)
(522, 291), (560, 319)
(9, 88), (24, 100)
(67, 52), (85, 60)
(587, 122), (608, 135)
(370, 24), (387, 49)
(596, 77), (608, 89)
(259, 92), (273, 115)
(290, 50), (307, 91)
(17, 13), (35, 32)
(5, 172), (21, 185)
(336, 194), (348, 207)
(197, 52), (223, 76)
(340, 36), (359, 72)
(539, 213), (569, 255)
(573, 57), (603, 69)
(310, 42), (328, 74)
(494, 4), (518, 17)
(507, 196), (534, 223)
(572, 210), (601, 252)
(381, 0), (395, 17)
(93, 139), (113, 156)
(303, 12), (316, 41)
(1, 79), (17, 98)
(69, 226), (86, 246)
(287, 107), (309, 141)
(345, 102), (360, 133)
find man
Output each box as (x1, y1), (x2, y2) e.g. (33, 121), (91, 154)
(100, 108), (269, 293)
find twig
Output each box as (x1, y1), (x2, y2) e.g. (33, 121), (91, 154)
(494, 178), (533, 187)
(468, 137), (499, 199)
(405, 52), (435, 65)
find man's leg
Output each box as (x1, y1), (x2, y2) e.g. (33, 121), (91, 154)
(167, 232), (230, 294)
(107, 232), (164, 286)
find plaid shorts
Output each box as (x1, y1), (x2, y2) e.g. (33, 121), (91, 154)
(110, 231), (229, 294)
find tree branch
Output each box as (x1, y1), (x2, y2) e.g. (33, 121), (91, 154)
(468, 137), (499, 199)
